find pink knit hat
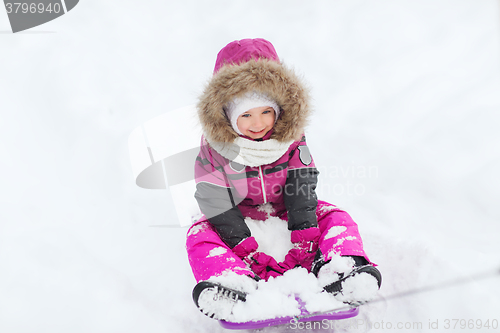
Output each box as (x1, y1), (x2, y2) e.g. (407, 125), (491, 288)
(213, 38), (280, 74)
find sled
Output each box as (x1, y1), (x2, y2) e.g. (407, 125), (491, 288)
(219, 296), (359, 330)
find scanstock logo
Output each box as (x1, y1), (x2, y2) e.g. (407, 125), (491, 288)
(3, 0), (79, 33)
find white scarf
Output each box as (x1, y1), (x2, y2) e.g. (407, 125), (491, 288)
(208, 136), (294, 167)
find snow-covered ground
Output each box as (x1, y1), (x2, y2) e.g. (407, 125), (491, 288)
(1, 1), (500, 332)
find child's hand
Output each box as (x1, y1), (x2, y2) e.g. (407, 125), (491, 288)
(279, 227), (321, 272)
(232, 237), (286, 280)
(249, 252), (286, 280)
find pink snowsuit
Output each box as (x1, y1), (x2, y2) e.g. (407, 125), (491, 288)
(186, 38), (371, 283)
(186, 134), (370, 282)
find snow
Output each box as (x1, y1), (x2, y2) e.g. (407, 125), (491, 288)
(317, 256), (356, 288)
(187, 223), (207, 236)
(330, 236), (358, 251)
(207, 247), (227, 258)
(2, 1), (500, 332)
(334, 273), (379, 305)
(245, 215), (293, 262)
(324, 226), (347, 240)
(201, 265), (378, 323)
(206, 268), (348, 323)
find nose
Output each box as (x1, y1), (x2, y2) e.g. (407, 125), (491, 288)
(252, 115), (264, 128)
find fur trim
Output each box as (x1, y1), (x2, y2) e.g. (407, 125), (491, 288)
(197, 59), (311, 143)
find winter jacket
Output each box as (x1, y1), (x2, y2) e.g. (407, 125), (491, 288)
(195, 134), (319, 248)
(194, 38), (318, 248)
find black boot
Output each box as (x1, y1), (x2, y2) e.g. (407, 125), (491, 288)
(192, 281), (247, 320)
(316, 255), (382, 305)
(324, 265), (382, 293)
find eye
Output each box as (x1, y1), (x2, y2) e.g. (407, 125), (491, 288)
(241, 114), (250, 118)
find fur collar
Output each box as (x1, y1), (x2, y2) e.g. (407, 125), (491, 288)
(197, 59), (311, 144)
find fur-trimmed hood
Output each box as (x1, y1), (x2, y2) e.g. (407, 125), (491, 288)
(197, 58), (311, 144)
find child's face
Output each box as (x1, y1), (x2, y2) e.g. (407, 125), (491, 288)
(237, 106), (276, 139)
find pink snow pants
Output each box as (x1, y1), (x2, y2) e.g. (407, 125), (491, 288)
(186, 201), (370, 282)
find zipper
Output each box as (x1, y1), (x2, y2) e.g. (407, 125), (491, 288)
(258, 166), (267, 204)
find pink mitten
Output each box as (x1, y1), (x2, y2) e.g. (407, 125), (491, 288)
(233, 237), (286, 280)
(249, 252), (286, 280)
(232, 236), (259, 260)
(280, 227), (321, 272)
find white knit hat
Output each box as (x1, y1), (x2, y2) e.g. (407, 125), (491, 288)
(225, 91), (280, 136)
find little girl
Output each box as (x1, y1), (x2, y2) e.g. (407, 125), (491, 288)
(186, 38), (381, 320)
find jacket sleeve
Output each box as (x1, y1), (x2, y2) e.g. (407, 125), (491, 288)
(194, 140), (250, 248)
(284, 135), (319, 231)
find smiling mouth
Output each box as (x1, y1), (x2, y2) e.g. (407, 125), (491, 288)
(251, 129), (265, 134)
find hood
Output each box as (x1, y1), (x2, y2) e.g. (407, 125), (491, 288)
(197, 57), (312, 144)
